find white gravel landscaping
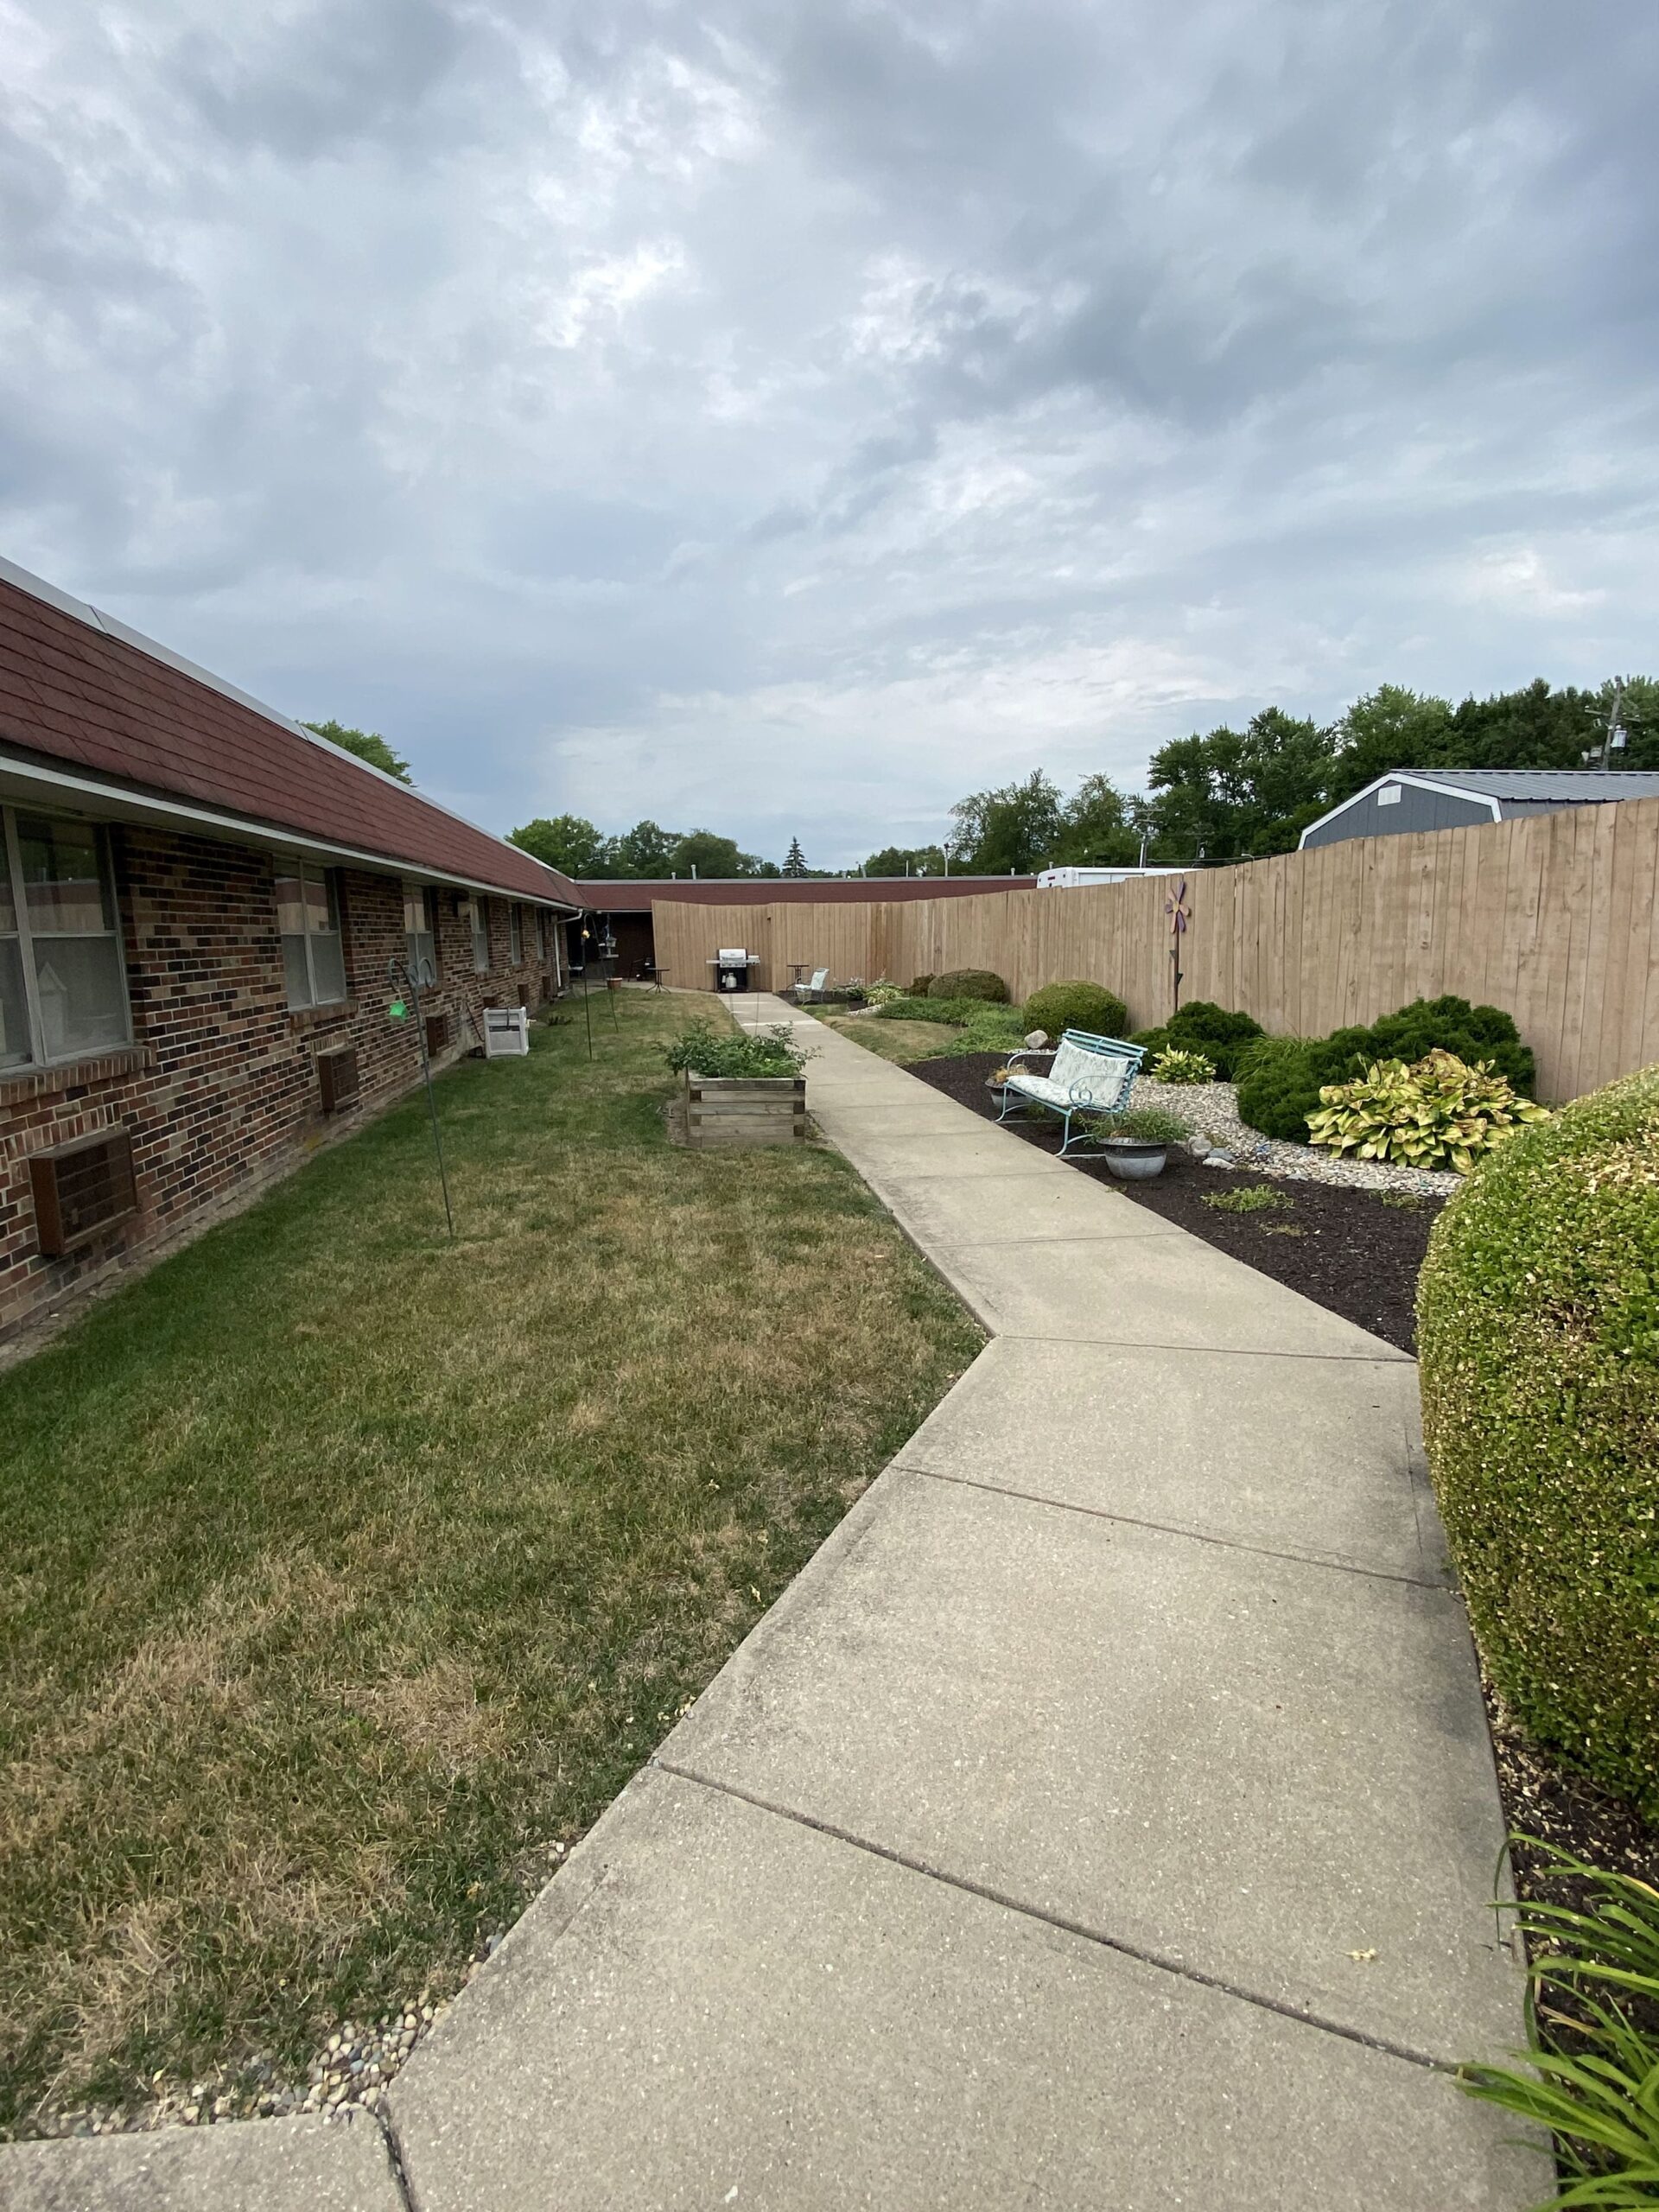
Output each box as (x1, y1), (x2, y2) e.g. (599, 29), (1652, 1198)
(1130, 1076), (1463, 1198)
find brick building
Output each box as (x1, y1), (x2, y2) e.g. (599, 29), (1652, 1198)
(0, 556), (578, 1344)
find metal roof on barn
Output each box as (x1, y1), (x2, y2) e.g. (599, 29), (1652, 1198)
(1403, 768), (1659, 803)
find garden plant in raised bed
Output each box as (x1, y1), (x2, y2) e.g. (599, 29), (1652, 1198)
(663, 1018), (806, 1078)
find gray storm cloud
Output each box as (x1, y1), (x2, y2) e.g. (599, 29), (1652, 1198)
(2, 0), (1656, 861)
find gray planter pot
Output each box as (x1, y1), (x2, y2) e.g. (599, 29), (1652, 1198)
(1101, 1138), (1169, 1180)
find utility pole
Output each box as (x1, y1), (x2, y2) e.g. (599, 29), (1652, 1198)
(1593, 679), (1629, 769)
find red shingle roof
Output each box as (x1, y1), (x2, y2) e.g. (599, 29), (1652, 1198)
(577, 875), (1033, 909)
(0, 561), (577, 905)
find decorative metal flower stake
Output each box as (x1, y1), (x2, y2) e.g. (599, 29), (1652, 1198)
(1165, 877), (1190, 1014)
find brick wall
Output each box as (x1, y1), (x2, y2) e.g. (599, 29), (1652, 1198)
(0, 826), (556, 1344)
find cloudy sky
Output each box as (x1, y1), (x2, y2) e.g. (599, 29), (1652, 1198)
(3, 3), (1656, 867)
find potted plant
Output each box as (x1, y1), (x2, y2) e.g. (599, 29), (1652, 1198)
(1091, 1104), (1190, 1179)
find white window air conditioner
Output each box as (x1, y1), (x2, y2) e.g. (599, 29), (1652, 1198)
(482, 1007), (531, 1058)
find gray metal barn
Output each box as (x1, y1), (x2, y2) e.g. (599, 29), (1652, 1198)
(1299, 767), (1659, 849)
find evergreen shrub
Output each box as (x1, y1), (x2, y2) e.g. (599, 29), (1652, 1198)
(1021, 981), (1129, 1040)
(1418, 1065), (1659, 1815)
(928, 969), (1010, 1003)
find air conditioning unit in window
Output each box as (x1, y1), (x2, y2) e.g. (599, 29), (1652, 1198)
(482, 1007), (530, 1058)
(29, 1127), (137, 1257)
(316, 1046), (359, 1113)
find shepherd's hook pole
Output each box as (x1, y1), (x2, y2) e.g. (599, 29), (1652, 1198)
(390, 954), (454, 1238)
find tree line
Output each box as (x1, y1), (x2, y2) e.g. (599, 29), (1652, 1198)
(312, 674), (1657, 884)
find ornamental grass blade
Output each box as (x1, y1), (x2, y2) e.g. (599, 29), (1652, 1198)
(1459, 1838), (1659, 2206)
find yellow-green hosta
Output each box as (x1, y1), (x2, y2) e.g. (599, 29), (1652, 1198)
(1306, 1048), (1550, 1173)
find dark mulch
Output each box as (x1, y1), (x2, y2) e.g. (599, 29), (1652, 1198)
(910, 1051), (1438, 1353)
(906, 1049), (1659, 1938)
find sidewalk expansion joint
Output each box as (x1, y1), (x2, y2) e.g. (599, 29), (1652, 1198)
(899, 1461), (1452, 1592)
(985, 1328), (1414, 1364)
(376, 2109), (420, 2212)
(652, 1756), (1452, 2076)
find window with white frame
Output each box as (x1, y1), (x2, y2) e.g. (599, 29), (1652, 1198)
(509, 903), (523, 963)
(534, 908), (548, 963)
(404, 884), (438, 982)
(0, 808), (130, 1069)
(471, 896), (491, 972)
(275, 861), (346, 1010)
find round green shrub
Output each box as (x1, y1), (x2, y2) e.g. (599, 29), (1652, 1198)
(909, 974), (934, 997)
(1234, 1036), (1323, 1139)
(1418, 1063), (1659, 1815)
(1022, 980), (1129, 1039)
(1130, 1001), (1265, 1080)
(928, 969), (1009, 1004)
(1236, 996), (1535, 1143)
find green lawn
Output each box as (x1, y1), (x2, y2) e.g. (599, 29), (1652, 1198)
(0, 991), (981, 2133)
(823, 1003), (1030, 1065)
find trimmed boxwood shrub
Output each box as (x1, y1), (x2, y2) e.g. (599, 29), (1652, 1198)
(928, 969), (1009, 1003)
(1418, 1064), (1659, 1815)
(909, 974), (934, 996)
(1022, 981), (1129, 1040)
(1236, 995), (1535, 1142)
(1130, 1001), (1265, 1081)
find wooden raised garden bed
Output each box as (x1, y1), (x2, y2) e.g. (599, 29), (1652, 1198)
(683, 1069), (807, 1149)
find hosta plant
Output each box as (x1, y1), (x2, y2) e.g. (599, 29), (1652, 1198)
(862, 979), (907, 1007)
(1152, 1047), (1217, 1085)
(1306, 1049), (1549, 1173)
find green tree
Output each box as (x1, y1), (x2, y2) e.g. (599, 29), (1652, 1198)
(950, 770), (1065, 874)
(861, 844), (945, 877)
(303, 719), (412, 784)
(1051, 774), (1142, 867)
(607, 821), (680, 877)
(1325, 686), (1454, 805)
(508, 814), (608, 876)
(1142, 709), (1334, 861)
(783, 837), (808, 878)
(668, 830), (758, 880)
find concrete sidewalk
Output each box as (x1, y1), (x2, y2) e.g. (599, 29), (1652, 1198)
(385, 998), (1537, 2208)
(5, 997), (1540, 2209)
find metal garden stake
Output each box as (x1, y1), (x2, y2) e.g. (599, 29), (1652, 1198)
(387, 952), (454, 1237)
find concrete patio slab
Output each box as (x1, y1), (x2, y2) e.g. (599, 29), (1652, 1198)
(876, 1166), (1185, 1246)
(389, 1764), (1541, 2212)
(662, 1468), (1516, 2060)
(0, 2112), (400, 2212)
(894, 1335), (1446, 1580)
(933, 1225), (1413, 1358)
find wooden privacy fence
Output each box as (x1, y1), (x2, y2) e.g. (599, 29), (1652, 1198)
(652, 793), (1659, 1103)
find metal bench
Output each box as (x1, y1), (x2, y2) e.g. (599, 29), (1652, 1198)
(995, 1027), (1146, 1155)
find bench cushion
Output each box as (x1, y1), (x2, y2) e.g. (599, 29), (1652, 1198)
(1008, 1054), (1130, 1112)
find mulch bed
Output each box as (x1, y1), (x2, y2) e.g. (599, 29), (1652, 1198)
(906, 1047), (1659, 1931)
(911, 1052), (1437, 1353)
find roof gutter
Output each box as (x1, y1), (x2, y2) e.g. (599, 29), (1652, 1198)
(0, 749), (581, 912)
